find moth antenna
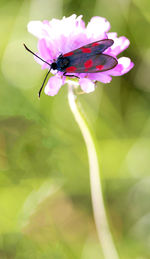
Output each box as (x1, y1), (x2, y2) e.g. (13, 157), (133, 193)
(23, 43), (52, 98)
(23, 43), (51, 66)
(38, 68), (51, 98)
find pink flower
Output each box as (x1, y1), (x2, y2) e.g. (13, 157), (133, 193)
(27, 15), (134, 96)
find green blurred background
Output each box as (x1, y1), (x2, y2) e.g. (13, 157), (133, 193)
(0, 0), (150, 258)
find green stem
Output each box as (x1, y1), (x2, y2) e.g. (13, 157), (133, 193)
(67, 83), (119, 259)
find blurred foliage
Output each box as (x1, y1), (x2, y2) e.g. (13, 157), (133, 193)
(0, 0), (150, 258)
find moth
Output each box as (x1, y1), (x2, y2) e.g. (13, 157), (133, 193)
(24, 39), (117, 97)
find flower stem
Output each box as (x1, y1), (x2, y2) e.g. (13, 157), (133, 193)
(67, 84), (119, 259)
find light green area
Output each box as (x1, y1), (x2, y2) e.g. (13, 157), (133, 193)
(0, 0), (150, 258)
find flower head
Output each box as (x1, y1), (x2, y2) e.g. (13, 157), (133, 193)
(27, 15), (134, 96)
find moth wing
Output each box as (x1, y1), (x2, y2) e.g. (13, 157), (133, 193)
(63, 39), (114, 57)
(84, 54), (118, 73)
(64, 54), (118, 73)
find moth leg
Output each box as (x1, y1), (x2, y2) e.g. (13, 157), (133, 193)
(63, 72), (79, 79)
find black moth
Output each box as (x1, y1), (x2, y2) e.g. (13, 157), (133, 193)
(24, 39), (117, 97)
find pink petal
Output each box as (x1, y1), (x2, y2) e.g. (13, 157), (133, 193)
(66, 33), (89, 53)
(107, 32), (117, 38)
(88, 73), (112, 83)
(79, 78), (95, 93)
(86, 17), (110, 40)
(108, 57), (134, 76)
(28, 21), (50, 39)
(106, 35), (130, 56)
(44, 76), (63, 96)
(76, 15), (85, 29)
(49, 15), (84, 39)
(38, 38), (56, 61)
(38, 39), (50, 59)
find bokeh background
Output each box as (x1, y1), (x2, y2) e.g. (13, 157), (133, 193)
(0, 0), (150, 258)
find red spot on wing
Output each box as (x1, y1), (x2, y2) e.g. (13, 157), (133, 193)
(63, 51), (74, 57)
(92, 42), (99, 47)
(84, 59), (93, 69)
(81, 47), (91, 53)
(66, 66), (77, 72)
(96, 65), (104, 70)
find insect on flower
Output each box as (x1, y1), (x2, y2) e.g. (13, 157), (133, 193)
(24, 39), (118, 97)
